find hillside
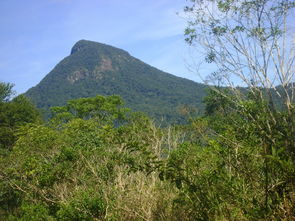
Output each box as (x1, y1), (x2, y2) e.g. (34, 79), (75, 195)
(25, 40), (208, 124)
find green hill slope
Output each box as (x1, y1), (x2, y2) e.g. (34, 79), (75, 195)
(25, 40), (208, 124)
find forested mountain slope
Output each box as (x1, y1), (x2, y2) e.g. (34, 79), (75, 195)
(25, 40), (208, 123)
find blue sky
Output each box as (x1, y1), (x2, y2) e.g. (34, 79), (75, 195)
(0, 0), (202, 94)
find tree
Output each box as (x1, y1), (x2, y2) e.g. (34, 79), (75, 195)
(184, 0), (295, 161)
(50, 95), (129, 127)
(184, 0), (295, 122)
(0, 94), (167, 220)
(183, 0), (295, 217)
(185, 0), (295, 96)
(0, 82), (14, 102)
(0, 82), (41, 150)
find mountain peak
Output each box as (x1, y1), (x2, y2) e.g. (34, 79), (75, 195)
(70, 40), (129, 56)
(70, 40), (89, 54)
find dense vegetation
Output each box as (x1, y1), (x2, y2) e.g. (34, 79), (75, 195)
(1, 81), (294, 220)
(25, 40), (208, 125)
(0, 82), (41, 151)
(2, 0), (295, 219)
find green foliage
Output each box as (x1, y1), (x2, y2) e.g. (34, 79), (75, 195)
(203, 88), (235, 116)
(0, 83), (41, 150)
(0, 82), (14, 102)
(57, 189), (106, 221)
(2, 1), (295, 218)
(50, 95), (129, 126)
(185, 0), (295, 44)
(1, 89), (294, 220)
(164, 142), (249, 220)
(16, 203), (53, 221)
(0, 94), (168, 219)
(162, 86), (295, 219)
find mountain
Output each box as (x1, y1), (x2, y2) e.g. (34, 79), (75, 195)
(25, 40), (208, 124)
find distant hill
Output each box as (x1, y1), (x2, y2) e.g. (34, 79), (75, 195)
(25, 40), (208, 124)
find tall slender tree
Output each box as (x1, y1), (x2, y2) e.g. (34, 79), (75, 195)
(183, 0), (295, 214)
